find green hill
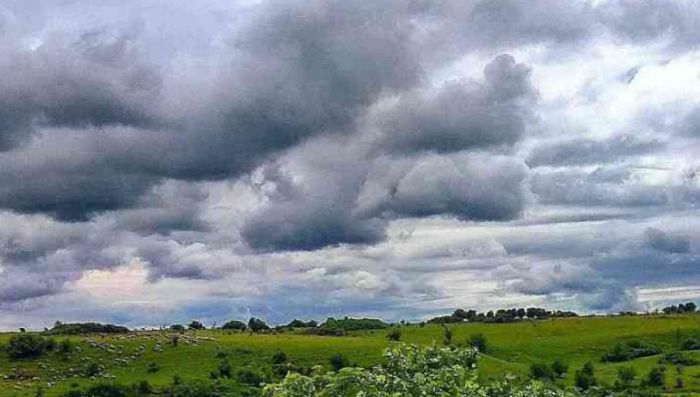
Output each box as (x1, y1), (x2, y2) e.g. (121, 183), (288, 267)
(0, 314), (699, 396)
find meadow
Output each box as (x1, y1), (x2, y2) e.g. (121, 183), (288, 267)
(0, 314), (699, 396)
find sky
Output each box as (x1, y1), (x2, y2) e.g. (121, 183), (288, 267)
(1, 0), (700, 330)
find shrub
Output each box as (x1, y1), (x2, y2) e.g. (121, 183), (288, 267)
(442, 326), (452, 346)
(6, 334), (53, 359)
(681, 337), (700, 350)
(84, 362), (102, 377)
(264, 344), (481, 397)
(218, 361), (232, 378)
(59, 339), (73, 354)
(614, 367), (637, 390)
(529, 362), (554, 380)
(329, 353), (350, 372)
(467, 333), (487, 353)
(272, 351), (287, 364)
(602, 340), (661, 362)
(137, 380), (152, 394)
(659, 352), (698, 366)
(386, 328), (401, 341)
(644, 366), (666, 387)
(551, 359), (568, 378)
(575, 361), (597, 390)
(170, 324), (185, 332)
(237, 368), (263, 386)
(147, 362), (160, 373)
(61, 383), (128, 397)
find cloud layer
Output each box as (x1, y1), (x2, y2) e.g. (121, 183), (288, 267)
(1, 0), (700, 328)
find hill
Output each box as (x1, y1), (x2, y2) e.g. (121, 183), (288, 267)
(0, 314), (699, 396)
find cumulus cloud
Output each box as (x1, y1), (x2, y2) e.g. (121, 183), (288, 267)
(2, 0), (700, 325)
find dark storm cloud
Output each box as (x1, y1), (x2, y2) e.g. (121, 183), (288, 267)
(241, 138), (387, 252)
(375, 54), (536, 154)
(527, 135), (662, 167)
(357, 152), (529, 222)
(0, 32), (161, 151)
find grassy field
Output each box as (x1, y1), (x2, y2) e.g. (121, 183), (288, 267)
(0, 314), (699, 396)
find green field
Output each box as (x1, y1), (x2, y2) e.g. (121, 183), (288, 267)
(1, 314), (699, 396)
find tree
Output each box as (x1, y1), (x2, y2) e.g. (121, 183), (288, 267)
(221, 320), (247, 331)
(248, 317), (270, 333)
(188, 321), (205, 330)
(517, 308), (526, 318)
(170, 324), (185, 332)
(684, 302), (697, 312)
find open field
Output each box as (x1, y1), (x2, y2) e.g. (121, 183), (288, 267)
(1, 314), (699, 396)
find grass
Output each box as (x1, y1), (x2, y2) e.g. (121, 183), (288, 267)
(0, 314), (698, 396)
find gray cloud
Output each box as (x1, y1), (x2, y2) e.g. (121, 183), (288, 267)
(374, 54), (536, 154)
(527, 135), (662, 167)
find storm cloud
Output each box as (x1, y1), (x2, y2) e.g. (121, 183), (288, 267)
(0, 0), (699, 327)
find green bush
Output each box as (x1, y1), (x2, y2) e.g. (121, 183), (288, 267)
(614, 367), (637, 390)
(681, 337), (700, 350)
(386, 328), (401, 341)
(574, 361), (597, 390)
(467, 333), (487, 353)
(529, 362), (554, 381)
(6, 334), (53, 359)
(644, 366), (666, 387)
(329, 353), (350, 372)
(659, 352), (698, 366)
(272, 350), (287, 364)
(551, 359), (568, 378)
(602, 340), (661, 362)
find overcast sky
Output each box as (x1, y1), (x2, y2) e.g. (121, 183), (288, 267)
(1, 0), (699, 329)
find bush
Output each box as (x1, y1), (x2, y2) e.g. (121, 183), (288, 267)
(551, 359), (568, 378)
(602, 340), (661, 362)
(386, 328), (401, 341)
(6, 334), (53, 359)
(59, 339), (73, 354)
(237, 368), (263, 386)
(575, 361), (597, 390)
(442, 326), (452, 346)
(467, 333), (487, 353)
(61, 383), (128, 397)
(329, 353), (350, 372)
(644, 366), (666, 387)
(147, 362), (160, 373)
(170, 324), (185, 332)
(681, 337), (700, 350)
(615, 367), (637, 390)
(659, 352), (698, 366)
(264, 344), (482, 397)
(218, 361), (232, 378)
(529, 362), (554, 380)
(137, 380), (152, 394)
(272, 351), (287, 364)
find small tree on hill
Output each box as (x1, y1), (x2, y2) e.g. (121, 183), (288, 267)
(188, 321), (205, 330)
(248, 317), (270, 333)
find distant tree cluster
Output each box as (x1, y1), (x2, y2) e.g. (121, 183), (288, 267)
(44, 321), (129, 335)
(601, 340), (661, 363)
(428, 307), (577, 324)
(662, 302), (697, 314)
